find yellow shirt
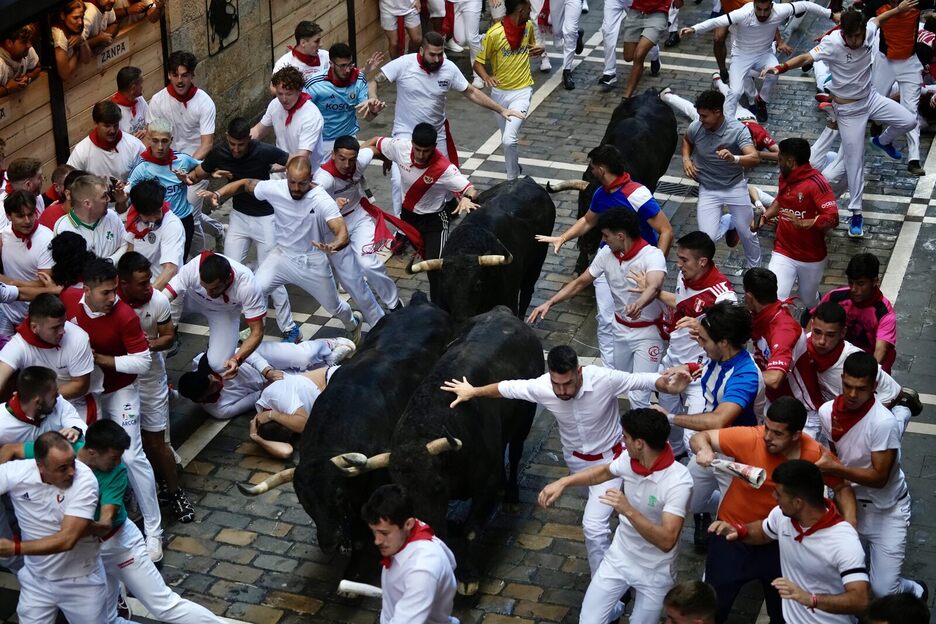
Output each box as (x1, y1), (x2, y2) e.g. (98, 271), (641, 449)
(476, 20), (536, 91)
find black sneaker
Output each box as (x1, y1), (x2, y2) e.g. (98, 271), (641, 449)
(693, 513), (712, 552)
(739, 94), (751, 110)
(726, 228), (740, 248)
(918, 580), (929, 603)
(664, 31), (680, 47)
(169, 489), (196, 523)
(650, 57), (661, 76)
(754, 95), (768, 123)
(575, 28), (585, 54)
(898, 387), (924, 417)
(157, 480), (170, 506)
(562, 70), (576, 90)
(597, 73), (617, 91)
(908, 160), (926, 176)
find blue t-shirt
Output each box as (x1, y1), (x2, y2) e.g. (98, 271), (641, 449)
(700, 350), (762, 427)
(126, 152), (201, 219)
(305, 73), (369, 141)
(588, 180), (662, 247)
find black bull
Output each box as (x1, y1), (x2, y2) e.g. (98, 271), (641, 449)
(549, 89), (677, 274)
(407, 176), (556, 323)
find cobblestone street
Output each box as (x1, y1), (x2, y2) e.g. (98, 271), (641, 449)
(2, 0), (935, 621)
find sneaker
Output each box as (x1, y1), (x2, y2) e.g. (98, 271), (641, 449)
(659, 85), (672, 98)
(165, 335), (180, 359)
(869, 121), (882, 137)
(471, 74), (485, 89)
(575, 28), (585, 54)
(908, 160), (926, 176)
(693, 513), (712, 552)
(281, 325), (302, 344)
(818, 101), (833, 112)
(444, 38), (464, 53)
(157, 480), (170, 506)
(650, 57), (661, 76)
(597, 74), (617, 91)
(848, 213), (864, 238)
(918, 580), (929, 603)
(325, 337), (357, 365)
(169, 489), (196, 523)
(754, 95), (768, 123)
(562, 69), (576, 90)
(726, 228), (740, 248)
(348, 311), (364, 346)
(116, 594), (132, 620)
(871, 136), (902, 160)
(145, 535), (163, 562)
(814, 92), (832, 104)
(897, 386), (924, 417)
(539, 54), (552, 73)
(582, 0), (589, 13)
(664, 31), (680, 47)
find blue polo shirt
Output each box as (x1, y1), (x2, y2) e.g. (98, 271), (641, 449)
(588, 179), (662, 246)
(700, 350), (763, 427)
(305, 72), (369, 141)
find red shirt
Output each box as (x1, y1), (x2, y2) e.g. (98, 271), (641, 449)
(741, 120), (776, 152)
(773, 164), (839, 263)
(752, 300), (803, 401)
(60, 288), (149, 393)
(630, 0), (672, 13)
(38, 202), (67, 230)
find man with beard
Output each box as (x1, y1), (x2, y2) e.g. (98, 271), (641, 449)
(378, 31), (523, 216)
(205, 156), (364, 343)
(0, 24), (41, 96)
(441, 344), (692, 576)
(68, 100), (140, 197)
(253, 66), (326, 170)
(110, 66), (149, 139)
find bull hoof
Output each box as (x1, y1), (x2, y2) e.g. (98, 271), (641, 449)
(457, 581), (480, 596)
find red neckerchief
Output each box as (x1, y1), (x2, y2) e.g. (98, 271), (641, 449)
(683, 263), (727, 291)
(630, 443), (675, 477)
(6, 393), (38, 426)
(752, 299), (793, 342)
(779, 162), (820, 194)
(117, 285), (153, 309)
(125, 202), (170, 239)
(166, 84), (198, 107)
(805, 336), (845, 373)
(613, 237), (648, 264)
(320, 158), (353, 180)
(502, 15), (527, 50)
(204, 373), (224, 403)
(3, 182), (13, 194)
(326, 66), (360, 88)
(12, 221), (39, 249)
(110, 91), (137, 116)
(411, 147), (444, 170)
(792, 499), (845, 542)
(199, 251), (236, 303)
(416, 52), (439, 74)
(140, 147), (174, 166)
(851, 288), (884, 309)
(288, 45), (321, 67)
(602, 171), (632, 193)
(44, 184), (61, 204)
(88, 128), (122, 152)
(285, 93), (312, 126)
(16, 318), (58, 349)
(830, 394), (874, 442)
(380, 520), (435, 568)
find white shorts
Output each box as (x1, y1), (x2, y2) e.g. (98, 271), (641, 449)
(381, 7), (421, 30)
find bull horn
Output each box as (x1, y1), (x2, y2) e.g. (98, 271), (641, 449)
(546, 179), (590, 193)
(406, 257), (444, 274)
(331, 451), (391, 476)
(477, 254), (513, 266)
(237, 468), (295, 496)
(426, 436), (463, 455)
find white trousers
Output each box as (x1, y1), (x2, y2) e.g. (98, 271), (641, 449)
(453, 0), (483, 67)
(329, 243), (385, 326)
(809, 129), (847, 196)
(427, 0), (445, 18)
(600, 0), (629, 75)
(344, 207), (399, 308)
(491, 87), (532, 180)
(550, 0), (583, 70)
(224, 210), (295, 334)
(872, 54), (923, 162)
(138, 352), (169, 433)
(102, 521), (225, 624)
(857, 496), (922, 598)
(725, 51), (778, 119)
(564, 449), (624, 575)
(580, 542), (674, 624)
(255, 248), (355, 329)
(181, 300), (240, 374)
(594, 275), (616, 367)
(256, 339), (334, 372)
(658, 352), (706, 456)
(697, 181), (761, 268)
(612, 324), (664, 408)
(834, 90), (916, 214)
(767, 252), (826, 309)
(16, 562), (108, 624)
(101, 384), (162, 540)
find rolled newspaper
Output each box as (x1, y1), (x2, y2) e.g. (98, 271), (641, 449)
(710, 459), (767, 489)
(338, 580), (383, 598)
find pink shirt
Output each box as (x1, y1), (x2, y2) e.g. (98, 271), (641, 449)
(815, 287), (896, 372)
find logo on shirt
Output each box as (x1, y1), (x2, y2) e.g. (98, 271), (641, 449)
(20, 492), (29, 500)
(106, 231), (114, 241)
(846, 53), (854, 62)
(437, 79), (450, 88)
(797, 192), (804, 203)
(56, 494), (64, 503)
(147, 233), (157, 243)
(423, 175), (435, 185)
(648, 495), (658, 507)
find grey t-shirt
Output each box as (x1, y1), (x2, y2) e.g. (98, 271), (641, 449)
(687, 118), (753, 190)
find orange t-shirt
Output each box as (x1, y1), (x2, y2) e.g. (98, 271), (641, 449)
(876, 6), (919, 60)
(721, 0), (752, 16)
(715, 426), (843, 525)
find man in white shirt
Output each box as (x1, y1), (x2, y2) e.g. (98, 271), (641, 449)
(83, 0), (119, 50)
(539, 408), (693, 624)
(0, 24), (41, 96)
(529, 208), (668, 408)
(442, 344), (692, 575)
(147, 50), (221, 254)
(761, 2), (918, 238)
(0, 158), (46, 230)
(272, 20), (330, 82)
(66, 100), (145, 190)
(0, 431), (105, 622)
(252, 66), (326, 171)
(363, 484), (458, 624)
(52, 173), (126, 260)
(816, 351), (926, 600)
(710, 460), (870, 624)
(207, 157), (364, 341)
(125, 179), (185, 291)
(111, 65), (149, 139)
(0, 192), (55, 337)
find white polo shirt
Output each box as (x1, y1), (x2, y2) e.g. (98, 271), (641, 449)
(810, 22), (879, 101)
(313, 149), (374, 214)
(252, 180), (342, 256)
(0, 224), (54, 327)
(166, 253), (267, 321)
(273, 48), (329, 83)
(498, 366), (660, 456)
(606, 452), (693, 569)
(380, 530), (458, 624)
(190, 351), (268, 420)
(762, 504), (868, 624)
(0, 396), (87, 445)
(147, 86), (217, 154)
(818, 397), (907, 509)
(380, 54), (469, 136)
(112, 95), (149, 136)
(0, 459), (100, 580)
(128, 288), (172, 341)
(53, 209), (125, 259)
(376, 137), (471, 215)
(66, 132), (145, 182)
(259, 97), (325, 170)
(257, 374), (322, 416)
(588, 242), (667, 325)
(124, 209), (185, 272)
(0, 321), (95, 387)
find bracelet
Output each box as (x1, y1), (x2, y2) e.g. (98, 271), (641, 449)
(730, 521), (749, 539)
(809, 593), (818, 612)
(774, 63), (788, 74)
(733, 155), (741, 164)
(13, 536), (21, 556)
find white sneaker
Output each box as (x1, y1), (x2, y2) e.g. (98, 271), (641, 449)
(347, 311), (364, 346)
(145, 535), (163, 562)
(325, 337), (357, 365)
(472, 74), (485, 89)
(540, 54), (552, 72)
(444, 38), (464, 53)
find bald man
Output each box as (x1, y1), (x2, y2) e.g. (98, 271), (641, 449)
(204, 157), (363, 341)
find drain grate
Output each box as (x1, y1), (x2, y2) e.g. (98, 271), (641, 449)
(656, 181), (699, 197)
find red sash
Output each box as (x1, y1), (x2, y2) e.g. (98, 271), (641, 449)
(402, 149), (456, 212)
(538, 0), (551, 29)
(361, 198), (425, 258)
(396, 18), (407, 57)
(443, 119), (460, 168)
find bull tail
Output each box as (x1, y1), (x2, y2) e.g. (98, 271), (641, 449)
(237, 468), (295, 496)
